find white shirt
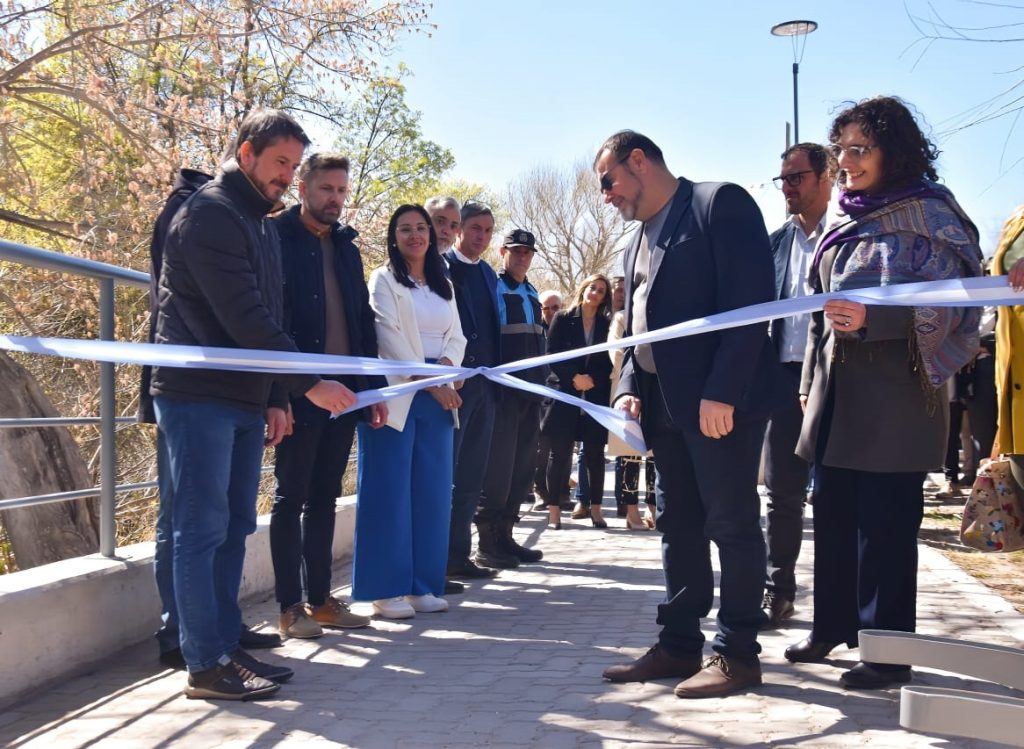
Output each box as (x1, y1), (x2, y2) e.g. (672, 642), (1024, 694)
(452, 247), (481, 265)
(779, 214), (826, 363)
(411, 283), (453, 360)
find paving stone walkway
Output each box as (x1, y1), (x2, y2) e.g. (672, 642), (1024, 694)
(3, 488), (1023, 748)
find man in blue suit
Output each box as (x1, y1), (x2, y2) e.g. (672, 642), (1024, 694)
(762, 144), (834, 629)
(597, 131), (785, 698)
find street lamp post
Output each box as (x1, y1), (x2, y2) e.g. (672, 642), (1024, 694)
(770, 20), (817, 145)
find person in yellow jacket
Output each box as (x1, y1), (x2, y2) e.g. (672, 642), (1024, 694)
(993, 205), (1024, 486)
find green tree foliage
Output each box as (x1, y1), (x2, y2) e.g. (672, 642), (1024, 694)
(333, 70), (455, 263)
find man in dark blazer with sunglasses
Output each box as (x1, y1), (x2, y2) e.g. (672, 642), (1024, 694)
(595, 130), (785, 699)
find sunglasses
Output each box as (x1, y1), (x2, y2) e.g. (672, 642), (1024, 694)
(772, 170), (815, 189)
(598, 152), (632, 193)
(828, 143), (876, 160)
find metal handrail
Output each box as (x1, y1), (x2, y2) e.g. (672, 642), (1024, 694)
(0, 465), (281, 512)
(0, 240), (351, 560)
(0, 239), (149, 557)
(0, 417), (137, 428)
(0, 238), (149, 288)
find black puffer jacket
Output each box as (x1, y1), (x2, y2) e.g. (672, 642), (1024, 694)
(138, 168), (212, 423)
(151, 161), (318, 411)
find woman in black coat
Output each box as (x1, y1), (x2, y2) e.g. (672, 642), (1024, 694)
(540, 274), (613, 530)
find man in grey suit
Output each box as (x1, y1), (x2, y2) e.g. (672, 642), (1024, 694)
(762, 143), (835, 628)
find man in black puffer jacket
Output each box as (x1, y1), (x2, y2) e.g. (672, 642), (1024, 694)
(142, 167), (291, 670)
(152, 110), (356, 701)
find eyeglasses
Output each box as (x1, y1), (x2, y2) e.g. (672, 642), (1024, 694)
(598, 152), (632, 193)
(772, 170), (815, 189)
(828, 143), (876, 160)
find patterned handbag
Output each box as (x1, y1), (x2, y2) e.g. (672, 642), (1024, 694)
(960, 457), (1024, 552)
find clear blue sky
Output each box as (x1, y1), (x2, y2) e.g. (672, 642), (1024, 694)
(380, 0), (1022, 251)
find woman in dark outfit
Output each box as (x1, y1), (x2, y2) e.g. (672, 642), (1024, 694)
(785, 96), (982, 689)
(540, 274), (613, 530)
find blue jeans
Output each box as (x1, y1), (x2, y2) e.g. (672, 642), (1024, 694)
(353, 392), (454, 600)
(154, 397), (264, 672)
(574, 443), (591, 504)
(449, 377), (497, 563)
(153, 431), (178, 655)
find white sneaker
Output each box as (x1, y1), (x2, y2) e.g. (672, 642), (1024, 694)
(372, 597), (416, 619)
(406, 594), (448, 613)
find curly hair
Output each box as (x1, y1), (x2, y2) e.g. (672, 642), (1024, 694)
(829, 96), (940, 191)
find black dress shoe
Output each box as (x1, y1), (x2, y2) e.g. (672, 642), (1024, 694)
(603, 644), (702, 683)
(447, 559), (498, 579)
(784, 637), (847, 663)
(444, 579), (465, 594)
(839, 662), (912, 690)
(239, 625), (282, 650)
(760, 592), (795, 630)
(159, 648), (187, 670)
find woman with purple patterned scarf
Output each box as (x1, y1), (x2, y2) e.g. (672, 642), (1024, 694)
(782, 96), (983, 690)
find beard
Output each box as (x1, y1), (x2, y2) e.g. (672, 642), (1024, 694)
(308, 202), (341, 225)
(251, 173), (288, 202)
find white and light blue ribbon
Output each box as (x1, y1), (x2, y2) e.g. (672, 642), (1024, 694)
(1, 275), (1020, 454)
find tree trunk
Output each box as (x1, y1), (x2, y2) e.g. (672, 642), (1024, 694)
(0, 351), (99, 569)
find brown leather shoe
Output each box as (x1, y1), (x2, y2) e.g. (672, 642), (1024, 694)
(673, 654), (762, 698)
(603, 645), (702, 683)
(570, 503), (589, 520)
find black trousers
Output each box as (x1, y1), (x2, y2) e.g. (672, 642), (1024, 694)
(763, 362), (810, 601)
(479, 395), (541, 522)
(640, 370), (766, 661)
(943, 400), (966, 481)
(546, 435), (606, 507)
(811, 464), (924, 667)
(534, 432), (560, 502)
(271, 407), (358, 610)
(965, 355), (997, 464)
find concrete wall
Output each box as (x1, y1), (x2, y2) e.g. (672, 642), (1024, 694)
(0, 498), (356, 708)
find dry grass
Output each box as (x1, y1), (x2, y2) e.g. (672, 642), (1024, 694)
(921, 474), (1024, 614)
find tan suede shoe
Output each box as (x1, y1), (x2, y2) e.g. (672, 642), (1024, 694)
(309, 596), (371, 629)
(279, 603), (323, 639)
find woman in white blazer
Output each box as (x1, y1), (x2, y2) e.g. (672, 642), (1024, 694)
(352, 204), (467, 620)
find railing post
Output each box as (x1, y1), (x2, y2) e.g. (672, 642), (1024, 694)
(99, 277), (117, 557)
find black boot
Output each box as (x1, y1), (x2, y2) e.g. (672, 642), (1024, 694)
(502, 515), (542, 563)
(474, 518), (519, 569)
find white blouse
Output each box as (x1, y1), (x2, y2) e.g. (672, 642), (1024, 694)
(411, 283), (453, 360)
